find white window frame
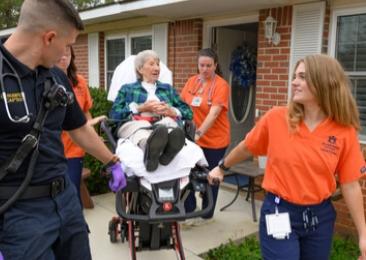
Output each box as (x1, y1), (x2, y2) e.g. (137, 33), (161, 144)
(128, 30), (153, 56)
(104, 29), (153, 88)
(329, 5), (366, 142)
(105, 33), (128, 90)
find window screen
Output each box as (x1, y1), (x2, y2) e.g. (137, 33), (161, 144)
(131, 36), (152, 55)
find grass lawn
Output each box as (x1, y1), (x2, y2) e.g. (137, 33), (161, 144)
(203, 235), (359, 260)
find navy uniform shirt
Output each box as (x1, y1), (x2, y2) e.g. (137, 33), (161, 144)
(0, 42), (86, 184)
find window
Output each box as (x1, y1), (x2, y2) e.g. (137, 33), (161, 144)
(105, 33), (152, 89)
(131, 35), (152, 55)
(106, 38), (125, 88)
(335, 13), (366, 136)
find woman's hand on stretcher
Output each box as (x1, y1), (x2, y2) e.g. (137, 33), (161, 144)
(208, 166), (224, 185)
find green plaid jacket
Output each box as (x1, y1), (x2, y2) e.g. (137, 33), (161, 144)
(110, 80), (192, 121)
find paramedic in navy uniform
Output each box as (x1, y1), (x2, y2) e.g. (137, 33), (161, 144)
(0, 1), (126, 259)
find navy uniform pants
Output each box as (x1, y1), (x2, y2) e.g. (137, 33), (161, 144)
(184, 147), (226, 219)
(66, 157), (83, 207)
(260, 192), (336, 260)
(0, 176), (91, 260)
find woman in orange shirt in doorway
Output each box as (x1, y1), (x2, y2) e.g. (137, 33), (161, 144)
(208, 54), (366, 259)
(57, 46), (105, 206)
(181, 48), (230, 225)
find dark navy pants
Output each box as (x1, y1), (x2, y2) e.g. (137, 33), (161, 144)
(66, 157), (83, 207)
(184, 147), (226, 219)
(260, 193), (336, 260)
(0, 175), (91, 260)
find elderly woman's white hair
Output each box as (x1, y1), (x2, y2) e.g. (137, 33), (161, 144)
(135, 50), (160, 80)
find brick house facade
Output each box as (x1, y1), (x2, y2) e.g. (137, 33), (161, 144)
(69, 1), (366, 237)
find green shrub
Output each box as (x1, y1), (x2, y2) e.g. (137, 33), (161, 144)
(204, 234), (359, 260)
(331, 235), (359, 260)
(83, 87), (113, 195)
(205, 236), (261, 260)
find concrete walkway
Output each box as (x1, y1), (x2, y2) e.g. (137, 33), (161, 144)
(84, 186), (261, 260)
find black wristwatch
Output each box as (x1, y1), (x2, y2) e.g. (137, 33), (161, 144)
(218, 158), (230, 172)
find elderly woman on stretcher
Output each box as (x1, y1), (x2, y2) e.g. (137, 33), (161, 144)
(110, 50), (206, 180)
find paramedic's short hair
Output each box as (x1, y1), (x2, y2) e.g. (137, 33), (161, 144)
(18, 0), (84, 33)
(135, 50), (160, 80)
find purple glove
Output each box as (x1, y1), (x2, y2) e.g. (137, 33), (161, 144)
(0, 251), (4, 260)
(108, 162), (127, 192)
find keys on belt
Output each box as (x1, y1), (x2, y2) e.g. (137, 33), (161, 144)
(302, 207), (318, 232)
(50, 178), (65, 198)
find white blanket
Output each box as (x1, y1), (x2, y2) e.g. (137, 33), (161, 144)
(116, 138), (207, 184)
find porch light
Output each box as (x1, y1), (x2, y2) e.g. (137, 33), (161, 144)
(264, 16), (281, 45)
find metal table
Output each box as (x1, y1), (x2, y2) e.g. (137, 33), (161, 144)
(220, 160), (264, 222)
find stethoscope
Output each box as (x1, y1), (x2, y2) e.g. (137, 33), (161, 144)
(188, 74), (217, 106)
(0, 51), (32, 123)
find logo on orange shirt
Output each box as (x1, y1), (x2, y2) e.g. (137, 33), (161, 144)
(320, 136), (339, 156)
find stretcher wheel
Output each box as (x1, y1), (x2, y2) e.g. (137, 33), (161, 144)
(108, 220), (118, 243)
(128, 220), (137, 260)
(172, 222), (185, 260)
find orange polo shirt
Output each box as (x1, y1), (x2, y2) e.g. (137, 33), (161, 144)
(61, 75), (92, 158)
(244, 106), (365, 205)
(181, 74), (230, 149)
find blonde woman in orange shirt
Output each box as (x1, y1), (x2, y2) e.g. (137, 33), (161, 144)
(208, 54), (366, 260)
(181, 48), (230, 224)
(57, 46), (105, 206)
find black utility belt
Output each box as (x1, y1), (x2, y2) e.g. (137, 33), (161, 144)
(0, 177), (65, 200)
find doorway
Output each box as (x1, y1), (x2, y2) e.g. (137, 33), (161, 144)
(212, 22), (258, 153)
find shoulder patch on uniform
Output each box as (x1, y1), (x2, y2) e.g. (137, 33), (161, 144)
(360, 166), (366, 174)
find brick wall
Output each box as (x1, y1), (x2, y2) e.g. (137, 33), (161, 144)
(73, 34), (89, 82)
(168, 19), (203, 91)
(256, 7), (292, 115)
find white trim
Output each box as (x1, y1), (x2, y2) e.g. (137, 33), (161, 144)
(152, 23), (169, 64)
(104, 34), (127, 89)
(128, 30), (153, 56)
(202, 14), (259, 48)
(80, 0), (188, 22)
(88, 33), (99, 88)
(329, 5), (366, 57)
(288, 2), (325, 101)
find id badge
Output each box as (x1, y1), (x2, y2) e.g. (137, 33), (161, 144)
(191, 96), (202, 107)
(265, 212), (292, 239)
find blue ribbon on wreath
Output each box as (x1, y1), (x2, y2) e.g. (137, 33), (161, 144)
(229, 44), (256, 89)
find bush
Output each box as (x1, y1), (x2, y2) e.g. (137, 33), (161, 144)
(204, 234), (360, 260)
(205, 236), (261, 260)
(331, 235), (359, 260)
(83, 87), (113, 195)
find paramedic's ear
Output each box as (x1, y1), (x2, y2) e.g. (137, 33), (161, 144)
(43, 30), (57, 46)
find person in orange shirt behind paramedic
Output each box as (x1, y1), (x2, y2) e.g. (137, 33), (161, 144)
(181, 48), (230, 224)
(57, 46), (105, 206)
(208, 54), (366, 259)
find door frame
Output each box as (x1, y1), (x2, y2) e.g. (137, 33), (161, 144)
(202, 14), (259, 48)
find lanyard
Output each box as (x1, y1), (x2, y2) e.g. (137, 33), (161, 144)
(189, 75), (216, 106)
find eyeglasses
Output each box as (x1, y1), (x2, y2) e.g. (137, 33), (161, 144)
(0, 53), (32, 123)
